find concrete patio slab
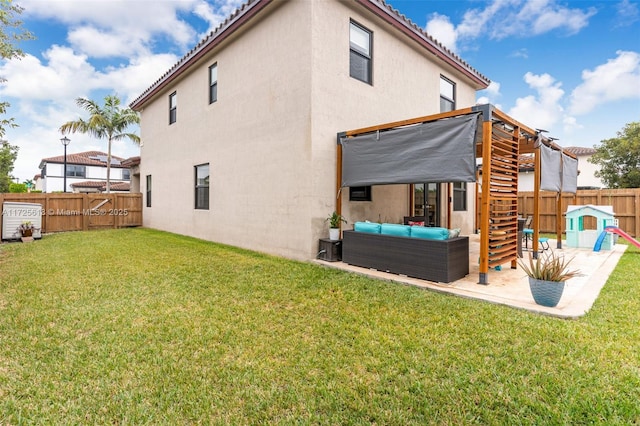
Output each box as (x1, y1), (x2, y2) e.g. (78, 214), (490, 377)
(315, 234), (627, 318)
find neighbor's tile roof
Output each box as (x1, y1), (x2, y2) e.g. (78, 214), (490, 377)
(39, 151), (126, 168)
(518, 146), (595, 172)
(121, 156), (140, 167)
(563, 146), (596, 156)
(70, 181), (130, 191)
(130, 0), (490, 110)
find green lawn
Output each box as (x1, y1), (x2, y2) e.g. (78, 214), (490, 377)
(1, 228), (638, 424)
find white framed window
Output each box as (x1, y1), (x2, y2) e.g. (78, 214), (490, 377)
(349, 21), (372, 84)
(169, 92), (177, 124)
(440, 76), (455, 112)
(195, 163), (209, 210)
(209, 63), (217, 104)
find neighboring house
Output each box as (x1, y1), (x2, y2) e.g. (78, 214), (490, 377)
(519, 146), (604, 191)
(130, 0), (490, 261)
(38, 151), (131, 193)
(33, 174), (43, 191)
(121, 156), (141, 193)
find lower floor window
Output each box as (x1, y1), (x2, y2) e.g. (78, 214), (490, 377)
(453, 182), (467, 211)
(146, 175), (152, 207)
(195, 163), (209, 210)
(349, 186), (371, 201)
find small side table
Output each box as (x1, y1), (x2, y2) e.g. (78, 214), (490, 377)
(318, 238), (342, 262)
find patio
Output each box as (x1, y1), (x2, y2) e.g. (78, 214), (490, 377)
(316, 234), (627, 318)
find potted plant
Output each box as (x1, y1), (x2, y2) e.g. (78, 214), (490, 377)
(326, 211), (347, 241)
(18, 221), (35, 238)
(519, 251), (582, 307)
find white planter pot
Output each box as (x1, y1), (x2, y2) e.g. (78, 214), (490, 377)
(329, 228), (340, 241)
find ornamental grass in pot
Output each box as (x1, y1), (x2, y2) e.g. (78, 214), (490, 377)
(519, 251), (582, 307)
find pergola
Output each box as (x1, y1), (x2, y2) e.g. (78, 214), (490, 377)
(336, 104), (577, 285)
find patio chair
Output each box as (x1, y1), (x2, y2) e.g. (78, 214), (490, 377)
(522, 216), (533, 248)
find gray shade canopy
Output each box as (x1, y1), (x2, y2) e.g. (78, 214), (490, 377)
(538, 140), (579, 194)
(340, 113), (480, 187)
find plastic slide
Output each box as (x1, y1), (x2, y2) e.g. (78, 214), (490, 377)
(593, 226), (640, 252)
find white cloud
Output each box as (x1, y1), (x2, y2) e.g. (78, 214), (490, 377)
(508, 72), (565, 131)
(569, 50), (640, 115)
(426, 0), (597, 52)
(20, 0), (199, 56)
(425, 13), (458, 52)
(67, 26), (149, 58)
(615, 0), (640, 27)
(476, 81), (502, 105)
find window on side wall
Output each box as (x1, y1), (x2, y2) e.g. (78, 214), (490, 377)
(146, 175), (152, 207)
(66, 165), (86, 178)
(169, 91), (177, 124)
(122, 169), (131, 180)
(195, 163), (209, 210)
(453, 182), (467, 211)
(440, 76), (455, 112)
(349, 186), (371, 201)
(349, 21), (372, 84)
(209, 63), (218, 104)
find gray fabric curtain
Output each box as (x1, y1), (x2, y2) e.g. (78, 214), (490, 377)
(540, 143), (562, 192)
(340, 113), (480, 187)
(562, 154), (578, 193)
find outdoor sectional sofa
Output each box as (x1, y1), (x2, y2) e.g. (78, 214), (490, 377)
(341, 222), (469, 283)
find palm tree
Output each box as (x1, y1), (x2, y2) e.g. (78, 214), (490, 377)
(59, 95), (140, 193)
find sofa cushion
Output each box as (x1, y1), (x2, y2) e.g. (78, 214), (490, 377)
(380, 223), (411, 237)
(410, 226), (449, 240)
(448, 228), (461, 238)
(354, 221), (381, 234)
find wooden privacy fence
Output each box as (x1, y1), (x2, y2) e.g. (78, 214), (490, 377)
(1, 193), (142, 235)
(516, 188), (639, 237)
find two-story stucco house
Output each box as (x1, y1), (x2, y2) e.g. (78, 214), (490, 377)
(38, 151), (131, 193)
(131, 0), (491, 261)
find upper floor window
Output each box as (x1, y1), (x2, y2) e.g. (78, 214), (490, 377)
(209, 63), (218, 104)
(66, 165), (86, 178)
(440, 76), (455, 112)
(122, 169), (131, 180)
(349, 21), (372, 84)
(169, 92), (177, 124)
(195, 163), (209, 210)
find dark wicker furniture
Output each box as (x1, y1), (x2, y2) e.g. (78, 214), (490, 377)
(341, 230), (469, 283)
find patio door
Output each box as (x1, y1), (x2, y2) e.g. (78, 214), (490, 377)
(413, 183), (440, 226)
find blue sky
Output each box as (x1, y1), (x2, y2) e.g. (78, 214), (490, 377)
(2, 0), (639, 182)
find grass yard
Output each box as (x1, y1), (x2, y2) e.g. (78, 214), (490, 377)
(0, 228), (639, 424)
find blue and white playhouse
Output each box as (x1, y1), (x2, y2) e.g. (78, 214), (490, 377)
(565, 205), (616, 250)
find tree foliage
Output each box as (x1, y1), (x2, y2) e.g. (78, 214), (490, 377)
(0, 0), (34, 138)
(0, 139), (18, 192)
(589, 122), (640, 189)
(59, 95), (140, 193)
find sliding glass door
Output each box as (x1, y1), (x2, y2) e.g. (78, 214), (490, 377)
(413, 183), (440, 226)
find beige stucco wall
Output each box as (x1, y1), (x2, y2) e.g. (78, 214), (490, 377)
(139, 0), (483, 260)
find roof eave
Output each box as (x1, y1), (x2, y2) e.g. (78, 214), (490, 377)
(357, 0), (490, 89)
(130, 0), (274, 111)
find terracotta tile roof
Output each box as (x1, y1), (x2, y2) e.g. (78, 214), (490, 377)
(130, 0), (490, 110)
(519, 154), (535, 171)
(563, 146), (596, 156)
(121, 156), (140, 167)
(39, 151), (127, 168)
(70, 180), (131, 191)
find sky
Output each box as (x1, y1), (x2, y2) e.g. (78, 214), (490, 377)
(2, 0), (639, 183)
